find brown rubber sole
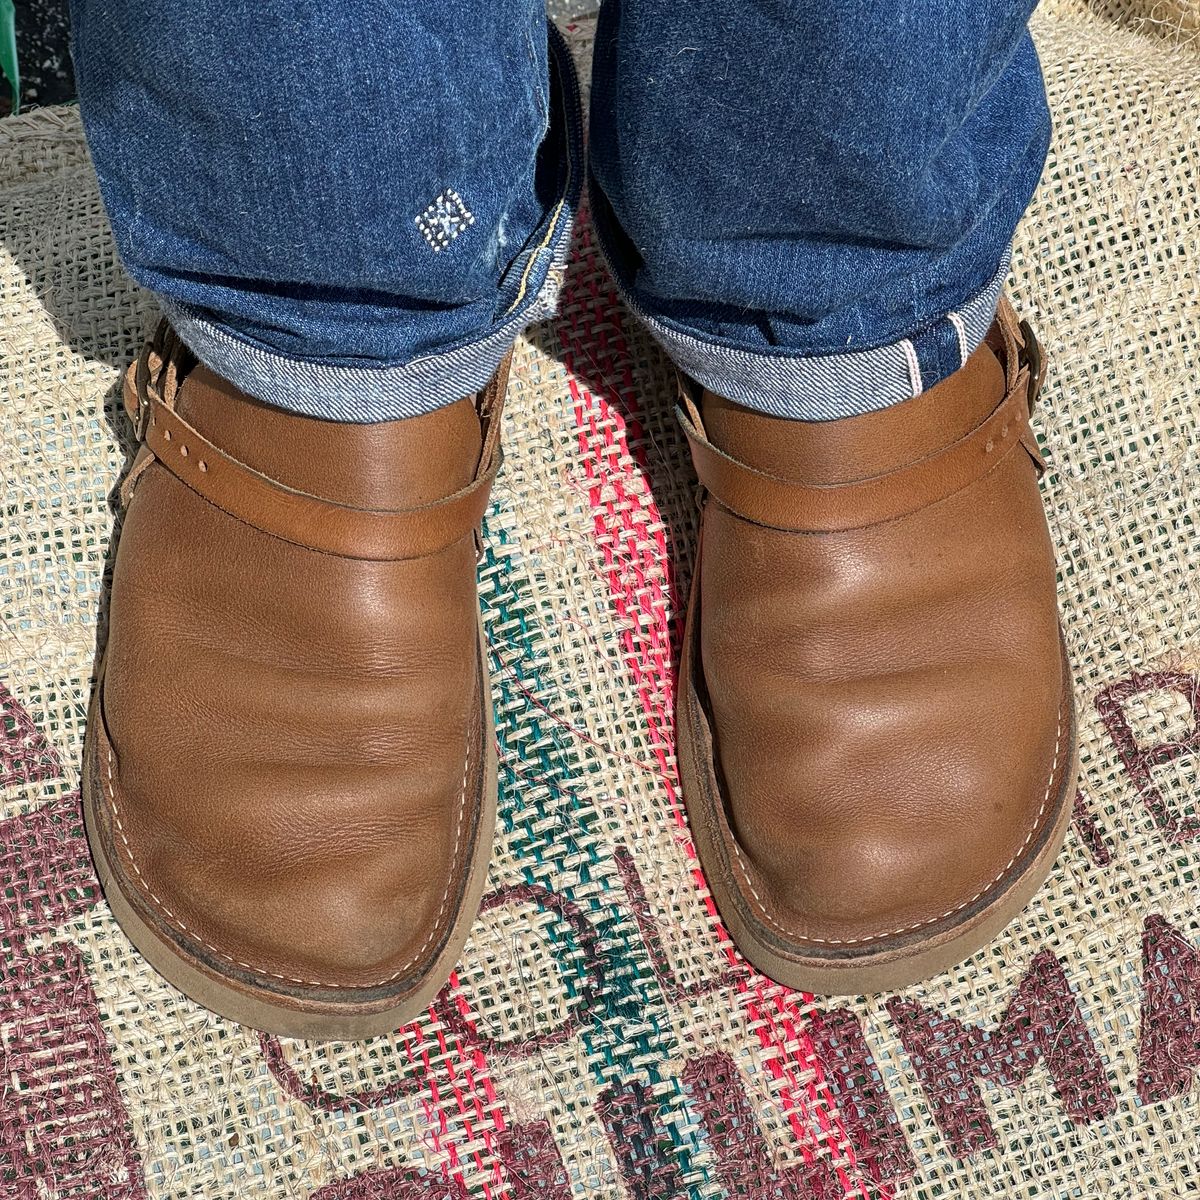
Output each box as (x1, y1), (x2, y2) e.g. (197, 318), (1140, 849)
(678, 598), (1080, 996)
(82, 615), (497, 1042)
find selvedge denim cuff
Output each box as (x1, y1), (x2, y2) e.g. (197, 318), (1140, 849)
(161, 23), (582, 424)
(594, 218), (1012, 424)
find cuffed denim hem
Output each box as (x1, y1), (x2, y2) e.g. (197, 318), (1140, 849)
(161, 22), (582, 424)
(599, 242), (1011, 424)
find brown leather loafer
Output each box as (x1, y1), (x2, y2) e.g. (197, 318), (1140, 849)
(676, 299), (1078, 995)
(83, 323), (503, 1039)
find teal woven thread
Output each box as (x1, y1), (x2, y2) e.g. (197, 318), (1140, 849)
(478, 512), (712, 1196)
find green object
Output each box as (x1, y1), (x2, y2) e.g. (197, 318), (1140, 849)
(0, 0), (18, 114)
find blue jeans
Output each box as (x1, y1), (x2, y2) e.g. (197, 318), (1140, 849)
(70, 1), (1049, 422)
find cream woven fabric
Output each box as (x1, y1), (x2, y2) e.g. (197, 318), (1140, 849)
(2, 5), (1198, 1198)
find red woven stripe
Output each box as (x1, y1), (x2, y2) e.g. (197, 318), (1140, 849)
(555, 211), (887, 1198)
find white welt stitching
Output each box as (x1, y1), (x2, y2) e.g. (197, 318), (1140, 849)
(100, 720), (471, 990)
(728, 703), (1066, 947)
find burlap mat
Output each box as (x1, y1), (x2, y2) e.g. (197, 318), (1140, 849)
(2, 4), (1199, 1197)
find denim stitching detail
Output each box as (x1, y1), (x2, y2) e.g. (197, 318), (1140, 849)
(900, 338), (923, 397)
(948, 310), (970, 367)
(416, 189), (476, 252)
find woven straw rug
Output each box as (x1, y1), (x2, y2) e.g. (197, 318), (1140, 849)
(2, 3), (1199, 1197)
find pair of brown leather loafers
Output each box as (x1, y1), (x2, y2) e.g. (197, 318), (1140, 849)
(83, 300), (1076, 1039)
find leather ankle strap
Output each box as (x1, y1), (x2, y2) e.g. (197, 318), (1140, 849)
(678, 309), (1047, 535)
(122, 322), (508, 562)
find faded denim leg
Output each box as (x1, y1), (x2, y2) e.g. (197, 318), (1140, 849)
(589, 0), (1051, 419)
(71, 0), (582, 420)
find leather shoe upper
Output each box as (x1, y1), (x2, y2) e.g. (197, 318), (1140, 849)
(92, 325), (502, 1000)
(680, 300), (1072, 954)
